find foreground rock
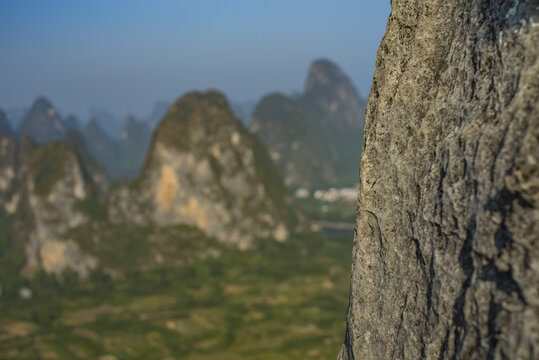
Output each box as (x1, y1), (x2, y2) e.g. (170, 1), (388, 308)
(340, 1), (538, 359)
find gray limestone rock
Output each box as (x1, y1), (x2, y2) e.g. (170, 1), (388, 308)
(109, 91), (296, 249)
(339, 0), (538, 359)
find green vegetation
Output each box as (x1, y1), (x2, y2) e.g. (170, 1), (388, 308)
(0, 231), (352, 359)
(0, 88), (358, 359)
(251, 93), (338, 189)
(29, 142), (73, 195)
(249, 132), (298, 227)
(0, 213), (26, 296)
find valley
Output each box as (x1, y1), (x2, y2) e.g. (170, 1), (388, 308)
(0, 59), (363, 359)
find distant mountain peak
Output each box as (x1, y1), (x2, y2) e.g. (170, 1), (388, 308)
(18, 97), (66, 144)
(252, 59), (366, 188)
(301, 58), (364, 130)
(109, 90), (296, 248)
(86, 117), (104, 132)
(304, 59), (349, 94)
(32, 96), (55, 110)
(64, 114), (80, 130)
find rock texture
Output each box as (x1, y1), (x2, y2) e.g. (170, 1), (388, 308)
(109, 91), (296, 249)
(20, 141), (99, 278)
(0, 128), (111, 279)
(340, 1), (538, 359)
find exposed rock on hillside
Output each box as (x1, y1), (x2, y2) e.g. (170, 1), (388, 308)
(14, 140), (102, 278)
(250, 93), (336, 188)
(0, 132), (109, 279)
(340, 1), (538, 359)
(109, 91), (296, 249)
(65, 130), (109, 201)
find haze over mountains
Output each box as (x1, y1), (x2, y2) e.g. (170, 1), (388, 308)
(0, 59), (365, 358)
(0, 58), (363, 282)
(0, 91), (295, 281)
(252, 59), (366, 189)
(2, 59), (365, 187)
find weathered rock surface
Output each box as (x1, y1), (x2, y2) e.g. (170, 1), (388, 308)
(340, 1), (538, 359)
(0, 133), (109, 279)
(109, 91), (296, 249)
(22, 147), (97, 278)
(19, 141), (100, 278)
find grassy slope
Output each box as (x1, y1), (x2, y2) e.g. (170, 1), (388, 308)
(0, 231), (352, 359)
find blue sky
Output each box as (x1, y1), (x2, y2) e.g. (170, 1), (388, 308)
(0, 1), (391, 118)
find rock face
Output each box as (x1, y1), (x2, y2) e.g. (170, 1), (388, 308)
(0, 136), (105, 279)
(65, 130), (109, 201)
(20, 141), (99, 278)
(18, 97), (66, 144)
(340, 1), (538, 359)
(109, 91), (295, 249)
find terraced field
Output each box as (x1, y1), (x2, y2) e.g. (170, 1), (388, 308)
(0, 231), (352, 359)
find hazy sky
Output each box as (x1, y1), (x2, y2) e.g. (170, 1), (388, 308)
(0, 1), (391, 118)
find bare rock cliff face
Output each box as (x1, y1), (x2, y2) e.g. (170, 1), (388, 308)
(109, 91), (295, 249)
(0, 136), (108, 279)
(20, 142), (100, 278)
(340, 1), (538, 359)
